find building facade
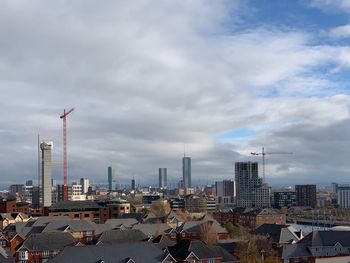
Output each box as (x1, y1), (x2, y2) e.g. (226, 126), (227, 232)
(182, 156), (191, 189)
(273, 191), (296, 208)
(337, 184), (350, 208)
(295, 184), (317, 208)
(158, 168), (167, 189)
(235, 162), (270, 208)
(41, 141), (53, 207)
(215, 180), (235, 205)
(108, 166), (116, 192)
(80, 178), (89, 194)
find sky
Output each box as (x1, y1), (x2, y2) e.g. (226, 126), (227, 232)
(1, 0), (350, 188)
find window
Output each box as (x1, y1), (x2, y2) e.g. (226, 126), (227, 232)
(42, 250), (50, 258)
(84, 214), (90, 218)
(19, 250), (28, 260)
(74, 214), (79, 218)
(208, 259), (215, 263)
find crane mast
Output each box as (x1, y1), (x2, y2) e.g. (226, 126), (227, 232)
(60, 108), (74, 201)
(251, 147), (292, 185)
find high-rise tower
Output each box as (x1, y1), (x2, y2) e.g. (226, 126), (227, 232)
(235, 161), (270, 208)
(159, 168), (167, 189)
(41, 141), (53, 207)
(108, 166), (116, 192)
(182, 156), (191, 189)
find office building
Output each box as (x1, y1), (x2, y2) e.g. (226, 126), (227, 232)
(337, 184), (350, 208)
(273, 191), (296, 208)
(235, 162), (270, 208)
(295, 184), (316, 208)
(215, 180), (235, 205)
(159, 168), (167, 189)
(108, 166), (116, 192)
(182, 156), (191, 188)
(80, 178), (89, 194)
(41, 141), (53, 207)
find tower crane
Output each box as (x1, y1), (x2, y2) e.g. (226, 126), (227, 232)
(251, 147), (292, 184)
(60, 108), (74, 201)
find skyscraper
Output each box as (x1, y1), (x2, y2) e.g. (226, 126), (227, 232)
(182, 156), (191, 189)
(235, 161), (270, 208)
(41, 141), (53, 207)
(159, 168), (167, 189)
(108, 166), (116, 192)
(80, 178), (89, 194)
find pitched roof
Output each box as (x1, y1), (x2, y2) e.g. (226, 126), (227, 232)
(32, 216), (70, 227)
(132, 223), (173, 237)
(116, 213), (146, 222)
(105, 218), (139, 229)
(42, 220), (94, 233)
(307, 230), (350, 247)
(20, 232), (76, 251)
(51, 242), (166, 263)
(253, 224), (300, 244)
(211, 246), (238, 263)
(98, 229), (148, 244)
(0, 214), (14, 221)
(152, 235), (176, 249)
(168, 239), (221, 260)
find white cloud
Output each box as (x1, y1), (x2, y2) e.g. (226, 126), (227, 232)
(329, 24), (350, 38)
(0, 1), (350, 186)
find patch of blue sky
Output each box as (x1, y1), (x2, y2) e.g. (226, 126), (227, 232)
(215, 128), (256, 143)
(245, 0), (349, 31)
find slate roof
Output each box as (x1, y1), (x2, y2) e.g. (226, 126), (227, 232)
(20, 232), (76, 251)
(179, 219), (227, 235)
(132, 223), (173, 237)
(116, 213), (146, 223)
(305, 230), (350, 247)
(50, 242), (166, 263)
(253, 224), (300, 244)
(282, 230), (350, 260)
(104, 218), (139, 229)
(211, 246), (238, 263)
(90, 222), (114, 236)
(98, 229), (148, 244)
(42, 219), (94, 233)
(32, 216), (70, 227)
(168, 239), (220, 260)
(152, 234), (176, 249)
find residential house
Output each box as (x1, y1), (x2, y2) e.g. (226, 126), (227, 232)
(253, 223), (301, 247)
(50, 242), (176, 263)
(15, 232), (76, 263)
(282, 230), (350, 263)
(168, 239), (236, 263)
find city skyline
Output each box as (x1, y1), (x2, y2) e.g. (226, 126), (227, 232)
(1, 1), (350, 186)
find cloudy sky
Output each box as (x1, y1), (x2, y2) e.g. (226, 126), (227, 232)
(1, 0), (350, 188)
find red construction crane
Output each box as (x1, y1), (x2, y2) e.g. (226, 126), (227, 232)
(251, 147), (292, 184)
(60, 108), (74, 201)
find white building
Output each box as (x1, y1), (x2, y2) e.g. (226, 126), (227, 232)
(338, 184), (350, 208)
(70, 184), (86, 201)
(80, 178), (89, 194)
